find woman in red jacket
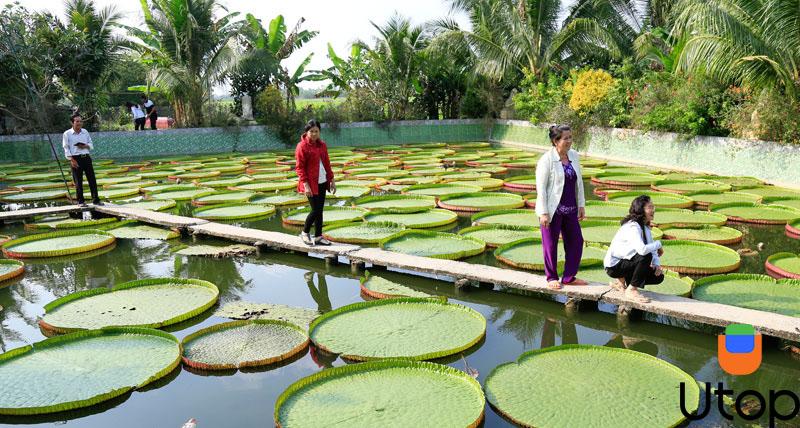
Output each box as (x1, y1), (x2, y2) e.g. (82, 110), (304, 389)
(295, 120), (336, 245)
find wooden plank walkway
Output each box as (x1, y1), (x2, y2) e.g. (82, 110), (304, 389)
(0, 205), (91, 222)
(29, 204), (799, 342)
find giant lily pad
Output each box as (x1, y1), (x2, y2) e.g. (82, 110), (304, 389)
(26, 216), (117, 230)
(322, 222), (405, 244)
(379, 230), (485, 259)
(193, 203), (276, 220)
(1, 189), (69, 202)
(728, 186), (800, 198)
(458, 224), (538, 247)
(591, 172), (661, 186)
(502, 175), (536, 191)
(119, 199), (176, 211)
(788, 219), (800, 239)
(581, 220), (663, 244)
(354, 194), (436, 213)
(580, 267), (693, 296)
(659, 240), (741, 274)
(97, 188), (140, 200)
(709, 202), (800, 224)
(699, 175), (763, 189)
(606, 191), (694, 209)
(104, 221), (179, 240)
(403, 183), (482, 197)
(437, 192), (524, 211)
(231, 180), (297, 192)
(0, 259), (24, 282)
(471, 209), (538, 227)
(364, 209), (457, 228)
(692, 274), (800, 316)
(765, 253), (800, 279)
(274, 360), (485, 428)
(660, 225), (743, 245)
(583, 200), (629, 220)
(652, 209), (728, 227)
(651, 179), (731, 194)
(181, 320), (309, 370)
(250, 192), (307, 206)
(448, 178), (505, 190)
(192, 191), (255, 205)
(309, 297), (485, 360)
(150, 187), (214, 201)
(325, 185), (371, 200)
(39, 277), (219, 333)
(2, 229), (115, 258)
(686, 191), (761, 208)
(763, 196), (800, 211)
(359, 271), (431, 299)
(214, 302), (320, 327)
(484, 345), (698, 428)
(175, 244), (257, 257)
(283, 206), (368, 226)
(0, 327), (180, 415)
(494, 238), (606, 271)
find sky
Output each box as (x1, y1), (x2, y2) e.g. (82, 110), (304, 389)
(16, 0), (474, 92)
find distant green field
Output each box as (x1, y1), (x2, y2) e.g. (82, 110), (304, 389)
(296, 98), (343, 108)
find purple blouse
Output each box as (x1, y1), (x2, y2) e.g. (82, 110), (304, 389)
(557, 161), (578, 215)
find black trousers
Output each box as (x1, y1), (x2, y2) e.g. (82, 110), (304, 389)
(134, 118), (146, 130)
(304, 182), (328, 236)
(148, 112), (158, 130)
(71, 154), (99, 204)
(605, 253), (665, 288)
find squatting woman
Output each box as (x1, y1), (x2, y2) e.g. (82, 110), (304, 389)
(535, 124), (587, 290)
(295, 119), (336, 246)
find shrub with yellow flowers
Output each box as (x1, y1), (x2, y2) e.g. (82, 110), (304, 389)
(568, 69), (616, 114)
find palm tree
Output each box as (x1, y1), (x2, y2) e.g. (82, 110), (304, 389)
(672, 0), (800, 99)
(126, 0), (241, 127)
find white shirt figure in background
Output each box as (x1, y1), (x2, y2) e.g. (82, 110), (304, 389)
(62, 114), (101, 206)
(141, 94), (158, 130)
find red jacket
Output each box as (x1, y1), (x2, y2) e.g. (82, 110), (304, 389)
(295, 135), (334, 195)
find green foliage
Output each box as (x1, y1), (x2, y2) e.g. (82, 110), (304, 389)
(513, 72), (569, 123)
(569, 69), (615, 113)
(721, 87), (800, 144)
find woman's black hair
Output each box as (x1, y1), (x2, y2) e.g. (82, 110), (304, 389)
(125, 101), (134, 108)
(621, 195), (652, 227)
(549, 124), (571, 146)
(304, 119), (321, 133)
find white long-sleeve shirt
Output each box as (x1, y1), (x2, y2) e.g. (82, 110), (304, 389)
(62, 128), (93, 158)
(604, 220), (662, 268)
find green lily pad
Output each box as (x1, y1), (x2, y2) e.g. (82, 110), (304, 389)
(2, 229), (115, 258)
(150, 187), (214, 201)
(699, 175), (764, 189)
(119, 199), (176, 211)
(403, 183), (482, 197)
(484, 345), (698, 428)
(0, 259), (25, 282)
(104, 221), (179, 240)
(765, 252), (800, 279)
(169, 170), (221, 180)
(97, 188), (140, 200)
(274, 360), (485, 428)
(502, 175), (536, 191)
(581, 220), (663, 244)
(359, 271), (432, 299)
(659, 240), (741, 274)
(181, 320), (309, 370)
(652, 179), (731, 194)
(471, 209), (538, 227)
(175, 244), (257, 257)
(1, 189), (69, 202)
(192, 191), (255, 205)
(195, 176), (253, 188)
(5, 172), (63, 182)
(0, 327), (180, 416)
(579, 267), (693, 296)
(324, 185), (371, 200)
(653, 208), (728, 227)
(437, 192), (525, 211)
(380, 230), (485, 259)
(309, 297), (485, 360)
(592, 172), (661, 186)
(387, 175), (441, 185)
(763, 196), (800, 211)
(214, 302), (320, 327)
(709, 202), (800, 224)
(322, 221), (406, 244)
(741, 186), (800, 198)
(250, 192), (307, 206)
(364, 209), (457, 228)
(583, 200), (629, 220)
(26, 217), (117, 230)
(141, 183), (196, 194)
(686, 191), (762, 207)
(11, 181), (67, 191)
(660, 225), (743, 245)
(448, 178), (505, 190)
(494, 238), (606, 270)
(606, 191), (694, 209)
(787, 219), (800, 238)
(692, 274), (800, 316)
(232, 180), (297, 192)
(193, 203), (276, 220)
(458, 224), (538, 247)
(354, 194), (436, 213)
(39, 278), (219, 333)
(337, 178), (386, 187)
(283, 206), (368, 226)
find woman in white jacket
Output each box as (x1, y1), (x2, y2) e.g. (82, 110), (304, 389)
(604, 195), (665, 303)
(535, 125), (587, 290)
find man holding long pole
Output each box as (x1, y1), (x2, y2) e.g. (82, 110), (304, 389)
(62, 114), (101, 206)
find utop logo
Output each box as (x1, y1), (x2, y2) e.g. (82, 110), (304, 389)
(717, 323), (761, 375)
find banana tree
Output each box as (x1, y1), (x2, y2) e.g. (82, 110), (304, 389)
(307, 42), (374, 98)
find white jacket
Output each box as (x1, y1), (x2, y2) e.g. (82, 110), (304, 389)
(604, 221), (662, 268)
(535, 148), (586, 219)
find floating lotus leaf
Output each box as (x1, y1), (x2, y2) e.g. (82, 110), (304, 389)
(175, 244), (257, 257)
(494, 238), (606, 271)
(448, 178), (505, 190)
(652, 179), (731, 194)
(354, 194), (436, 213)
(740, 186), (800, 198)
(606, 191), (694, 209)
(337, 178), (386, 187)
(95, 176), (138, 186)
(603, 165), (663, 174)
(380, 230), (485, 259)
(192, 191), (255, 205)
(591, 172), (661, 186)
(275, 359), (485, 428)
(458, 224), (538, 247)
(502, 159), (537, 169)
(579, 267), (693, 296)
(686, 191), (762, 207)
(136, 170), (175, 179)
(359, 271), (431, 299)
(104, 180), (157, 190)
(2, 229), (115, 258)
(581, 220), (663, 244)
(439, 171), (492, 182)
(0, 259), (24, 282)
(249, 172), (291, 181)
(150, 187), (214, 201)
(214, 302), (320, 327)
(322, 221), (405, 244)
(141, 183), (196, 194)
(206, 164), (247, 174)
(181, 320), (309, 370)
(5, 172), (63, 181)
(344, 166), (389, 175)
(309, 297), (485, 360)
(104, 221), (179, 240)
(405, 167), (450, 176)
(699, 175), (764, 189)
(522, 193), (536, 208)
(26, 216), (117, 230)
(250, 192), (306, 206)
(692, 274), (800, 316)
(581, 159), (607, 168)
(351, 171), (407, 180)
(325, 185), (371, 200)
(119, 199), (176, 211)
(232, 180), (297, 192)
(1, 189), (69, 202)
(11, 181), (67, 190)
(660, 225), (743, 245)
(709, 202), (800, 224)
(364, 209), (457, 228)
(449, 141), (490, 149)
(471, 209), (538, 227)
(659, 240), (740, 274)
(193, 203), (276, 220)
(97, 188), (140, 200)
(472, 165), (508, 174)
(403, 183), (483, 196)
(388, 175), (440, 185)
(788, 219), (800, 238)
(169, 170), (221, 180)
(583, 200), (629, 220)
(763, 196), (800, 211)
(376, 184), (410, 192)
(0, 327), (180, 416)
(484, 345), (698, 428)
(437, 192), (525, 212)
(580, 167), (605, 177)
(653, 208), (728, 227)
(283, 206), (368, 226)
(39, 277), (219, 333)
(502, 175), (536, 191)
(765, 252), (800, 279)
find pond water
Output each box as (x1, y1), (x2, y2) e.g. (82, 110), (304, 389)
(0, 154), (798, 427)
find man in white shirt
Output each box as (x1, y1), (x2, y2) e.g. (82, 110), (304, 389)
(62, 114), (101, 206)
(141, 95), (157, 130)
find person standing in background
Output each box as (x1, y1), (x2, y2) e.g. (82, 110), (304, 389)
(141, 94), (157, 130)
(62, 114), (101, 207)
(127, 102), (146, 130)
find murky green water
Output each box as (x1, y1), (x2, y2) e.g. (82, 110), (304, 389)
(1, 168), (799, 427)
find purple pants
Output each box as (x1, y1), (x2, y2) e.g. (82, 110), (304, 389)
(541, 211), (584, 283)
